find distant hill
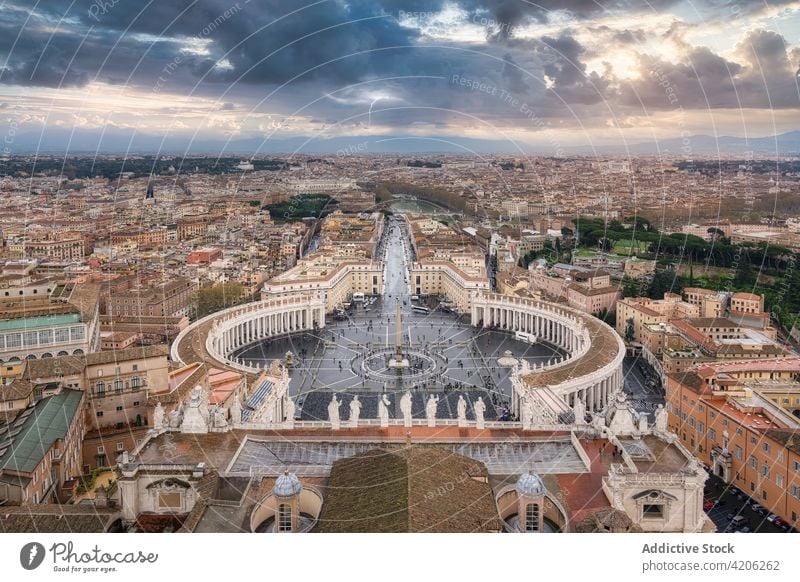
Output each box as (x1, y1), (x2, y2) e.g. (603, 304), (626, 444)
(5, 127), (800, 157)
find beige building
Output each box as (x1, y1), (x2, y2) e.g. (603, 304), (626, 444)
(0, 389), (85, 505)
(682, 287), (727, 318)
(262, 255), (384, 312)
(410, 261), (489, 313)
(15, 346), (170, 471)
(0, 283), (101, 364)
(106, 277), (193, 318)
(616, 293), (699, 342)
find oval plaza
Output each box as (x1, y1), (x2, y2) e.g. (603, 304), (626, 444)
(125, 214), (712, 534)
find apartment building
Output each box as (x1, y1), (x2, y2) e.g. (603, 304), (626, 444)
(106, 277), (193, 318)
(666, 361), (800, 528)
(0, 283), (101, 364)
(0, 389), (85, 505)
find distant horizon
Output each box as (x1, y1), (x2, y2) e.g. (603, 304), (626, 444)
(3, 128), (799, 158)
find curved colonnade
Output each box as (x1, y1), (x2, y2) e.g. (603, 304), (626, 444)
(472, 293), (625, 415)
(172, 290), (624, 415)
(170, 293), (326, 374)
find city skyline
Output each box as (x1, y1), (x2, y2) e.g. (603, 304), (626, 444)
(0, 1), (799, 154)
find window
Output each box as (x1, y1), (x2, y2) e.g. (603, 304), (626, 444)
(525, 503), (540, 532)
(278, 504), (292, 532)
(762, 490), (767, 501)
(114, 379), (123, 393)
(750, 456), (757, 469)
(698, 422), (704, 434)
(763, 443), (771, 453)
(96, 411), (103, 417)
(116, 406), (123, 412)
(794, 461), (800, 472)
(776, 474), (784, 487)
(735, 445), (743, 460)
(95, 381), (105, 395)
(762, 465), (770, 478)
(751, 437), (757, 445)
(133, 401), (140, 407)
(97, 446), (105, 454)
(709, 429), (716, 442)
(131, 376), (141, 390)
(791, 485), (800, 500)
(116, 443), (124, 452)
(643, 504), (664, 519)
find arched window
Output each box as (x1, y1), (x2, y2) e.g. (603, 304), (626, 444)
(525, 503), (540, 532)
(114, 379), (123, 393)
(95, 381), (105, 396)
(131, 376), (141, 390)
(278, 504), (292, 532)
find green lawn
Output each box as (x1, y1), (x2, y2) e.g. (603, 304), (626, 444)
(612, 240), (649, 255)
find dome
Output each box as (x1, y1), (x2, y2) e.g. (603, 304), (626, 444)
(272, 471), (302, 498)
(516, 470), (545, 496)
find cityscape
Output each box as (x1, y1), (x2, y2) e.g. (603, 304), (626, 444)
(0, 0), (799, 546)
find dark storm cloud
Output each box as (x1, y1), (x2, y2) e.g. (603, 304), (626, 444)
(622, 29), (799, 111)
(501, 53), (529, 93)
(0, 0), (687, 91)
(0, 1), (796, 135)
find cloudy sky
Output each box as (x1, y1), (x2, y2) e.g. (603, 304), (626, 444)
(0, 0), (798, 152)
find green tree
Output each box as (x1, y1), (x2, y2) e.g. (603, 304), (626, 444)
(193, 282), (246, 318)
(624, 318), (635, 343)
(734, 254), (754, 286)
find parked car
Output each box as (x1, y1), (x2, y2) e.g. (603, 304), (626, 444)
(737, 526), (751, 533)
(730, 516), (747, 528)
(750, 503), (765, 515)
(703, 500), (715, 511)
(766, 514), (779, 523)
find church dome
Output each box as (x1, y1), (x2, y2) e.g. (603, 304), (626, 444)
(516, 470), (545, 496)
(273, 471), (302, 498)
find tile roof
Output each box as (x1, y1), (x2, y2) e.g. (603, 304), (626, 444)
(0, 505), (117, 533)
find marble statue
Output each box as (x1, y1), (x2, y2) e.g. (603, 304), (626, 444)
(654, 404), (668, 433)
(474, 396), (486, 430)
(213, 406), (228, 429)
(153, 401), (165, 430)
(230, 396), (242, 427)
(378, 394), (391, 427)
(328, 394), (341, 430)
(425, 395), (439, 427)
(573, 397), (586, 425)
(285, 396), (296, 424)
(637, 411), (648, 433)
(520, 396), (532, 430)
(196, 385), (210, 421)
(400, 391), (413, 427)
(457, 395), (467, 427)
(349, 395), (362, 428)
(181, 387), (209, 434)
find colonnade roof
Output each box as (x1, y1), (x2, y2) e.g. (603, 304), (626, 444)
(522, 314), (623, 388)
